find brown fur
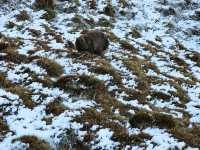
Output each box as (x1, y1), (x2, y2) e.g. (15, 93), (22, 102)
(75, 30), (109, 55)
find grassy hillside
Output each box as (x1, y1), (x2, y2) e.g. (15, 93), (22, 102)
(0, 0), (200, 149)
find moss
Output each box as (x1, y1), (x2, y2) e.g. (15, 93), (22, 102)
(37, 58), (63, 77)
(46, 98), (66, 116)
(12, 135), (51, 150)
(16, 10), (30, 21)
(129, 111), (153, 129)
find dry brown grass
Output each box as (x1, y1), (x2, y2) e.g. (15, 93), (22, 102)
(120, 40), (138, 52)
(0, 117), (9, 139)
(16, 10), (30, 21)
(0, 73), (13, 88)
(2, 47), (28, 64)
(8, 86), (36, 109)
(129, 110), (153, 129)
(92, 59), (122, 85)
(46, 98), (66, 116)
(33, 0), (54, 9)
(55, 75), (106, 99)
(37, 58), (63, 77)
(129, 110), (178, 129)
(104, 4), (115, 17)
(12, 135), (51, 150)
(171, 126), (200, 148)
(153, 113), (177, 129)
(130, 28), (141, 38)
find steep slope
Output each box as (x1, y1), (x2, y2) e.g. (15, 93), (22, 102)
(0, 0), (200, 149)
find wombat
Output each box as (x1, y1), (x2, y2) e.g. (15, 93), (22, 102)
(75, 30), (109, 55)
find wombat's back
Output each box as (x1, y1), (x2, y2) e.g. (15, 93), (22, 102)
(75, 30), (109, 55)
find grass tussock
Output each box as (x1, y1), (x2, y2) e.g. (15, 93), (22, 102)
(37, 58), (63, 77)
(112, 132), (151, 147)
(7, 86), (36, 109)
(107, 31), (120, 43)
(33, 0), (54, 10)
(58, 129), (89, 150)
(129, 111), (178, 129)
(55, 75), (106, 99)
(5, 21), (16, 29)
(0, 73), (12, 88)
(0, 74), (36, 109)
(33, 0), (55, 20)
(12, 135), (51, 150)
(41, 8), (56, 20)
(129, 110), (153, 129)
(16, 10), (30, 21)
(186, 52), (200, 67)
(0, 35), (20, 50)
(0, 117), (9, 137)
(153, 113), (177, 129)
(171, 126), (200, 148)
(46, 98), (66, 116)
(89, 0), (96, 9)
(120, 40), (138, 52)
(104, 4), (115, 17)
(3, 47), (28, 64)
(130, 28), (141, 38)
(92, 59), (122, 85)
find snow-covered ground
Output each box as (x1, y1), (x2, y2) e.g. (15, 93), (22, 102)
(0, 0), (200, 149)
